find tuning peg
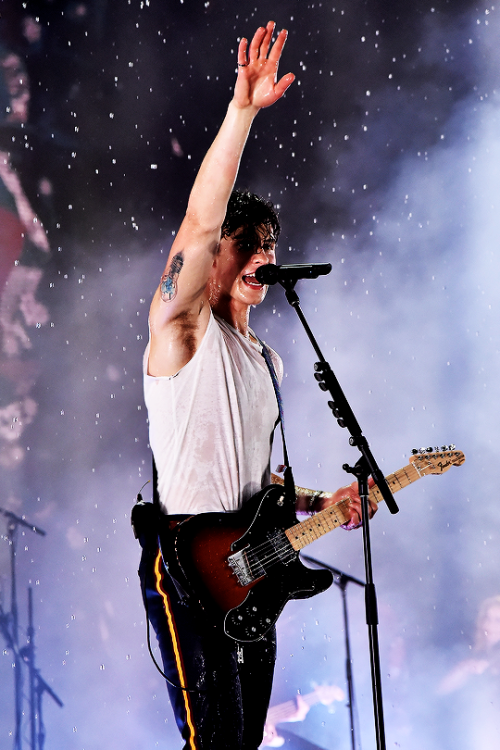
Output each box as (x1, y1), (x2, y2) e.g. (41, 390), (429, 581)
(411, 448), (419, 455)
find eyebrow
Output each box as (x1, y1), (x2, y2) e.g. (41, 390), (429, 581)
(234, 231), (276, 244)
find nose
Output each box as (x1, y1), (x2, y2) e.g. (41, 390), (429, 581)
(253, 250), (271, 265)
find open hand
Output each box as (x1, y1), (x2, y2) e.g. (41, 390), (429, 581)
(233, 21), (295, 110)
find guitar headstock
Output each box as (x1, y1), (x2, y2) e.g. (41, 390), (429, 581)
(410, 445), (465, 475)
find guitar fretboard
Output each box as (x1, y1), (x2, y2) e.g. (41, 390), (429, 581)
(285, 453), (462, 552)
(266, 690), (319, 726)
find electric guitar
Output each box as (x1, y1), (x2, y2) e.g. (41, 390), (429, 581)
(161, 447), (465, 642)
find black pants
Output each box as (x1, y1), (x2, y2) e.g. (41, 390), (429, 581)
(138, 540), (276, 750)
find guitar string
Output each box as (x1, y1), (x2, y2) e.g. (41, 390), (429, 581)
(244, 467), (418, 572)
(232, 456), (457, 581)
(254, 500), (348, 561)
(248, 464), (433, 572)
(243, 535), (295, 572)
(234, 461), (443, 579)
(242, 503), (347, 570)
(241, 473), (424, 574)
(240, 502), (349, 576)
(239, 472), (416, 574)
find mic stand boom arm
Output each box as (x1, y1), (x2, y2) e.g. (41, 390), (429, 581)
(277, 277), (399, 750)
(278, 281), (398, 514)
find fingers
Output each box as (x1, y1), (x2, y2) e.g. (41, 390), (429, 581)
(273, 71), (296, 99)
(246, 22), (288, 64)
(258, 21), (275, 60)
(340, 482), (378, 529)
(248, 23), (271, 63)
(348, 497), (377, 520)
(237, 37), (248, 67)
(268, 27), (289, 62)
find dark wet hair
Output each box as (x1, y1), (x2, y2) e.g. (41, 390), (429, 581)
(221, 189), (281, 241)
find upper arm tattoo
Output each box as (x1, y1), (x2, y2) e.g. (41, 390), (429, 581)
(160, 252), (184, 302)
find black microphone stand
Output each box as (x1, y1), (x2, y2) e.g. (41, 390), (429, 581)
(21, 587), (64, 750)
(0, 507), (62, 750)
(275, 277), (399, 750)
(303, 555), (365, 750)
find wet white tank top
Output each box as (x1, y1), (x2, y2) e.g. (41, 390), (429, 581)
(143, 311), (281, 515)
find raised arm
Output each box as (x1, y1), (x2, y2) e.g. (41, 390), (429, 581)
(148, 22), (295, 377)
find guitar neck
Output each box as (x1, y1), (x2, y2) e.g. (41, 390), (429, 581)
(285, 461), (423, 552)
(266, 690), (320, 726)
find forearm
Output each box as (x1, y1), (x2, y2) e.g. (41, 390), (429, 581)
(184, 22), (294, 234)
(271, 473), (333, 514)
(150, 100), (258, 327)
(437, 658), (489, 695)
(185, 100), (258, 233)
(271, 473), (377, 528)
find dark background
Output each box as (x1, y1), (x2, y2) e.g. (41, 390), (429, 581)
(1, 1), (499, 748)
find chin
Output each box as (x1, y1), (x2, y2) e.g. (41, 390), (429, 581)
(247, 291), (267, 307)
(237, 283), (267, 305)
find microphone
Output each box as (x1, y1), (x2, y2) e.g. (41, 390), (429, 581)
(255, 263), (332, 286)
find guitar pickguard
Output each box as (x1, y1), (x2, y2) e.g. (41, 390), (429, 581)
(169, 485), (333, 641)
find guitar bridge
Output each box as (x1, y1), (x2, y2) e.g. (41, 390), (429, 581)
(227, 547), (265, 586)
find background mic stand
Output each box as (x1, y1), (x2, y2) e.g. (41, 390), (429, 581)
(21, 586), (64, 750)
(0, 507), (61, 750)
(303, 556), (365, 750)
(1, 509), (39, 750)
(277, 277), (399, 750)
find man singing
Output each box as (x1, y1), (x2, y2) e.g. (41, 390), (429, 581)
(138, 21), (376, 750)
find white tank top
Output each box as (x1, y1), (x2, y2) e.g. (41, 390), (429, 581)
(143, 311), (281, 515)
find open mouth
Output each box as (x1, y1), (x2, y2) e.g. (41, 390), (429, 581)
(242, 273), (264, 289)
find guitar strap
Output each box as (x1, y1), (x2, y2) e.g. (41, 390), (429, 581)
(152, 452), (160, 508)
(259, 339), (296, 507)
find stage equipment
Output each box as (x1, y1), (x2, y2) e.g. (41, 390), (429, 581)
(271, 268), (399, 750)
(303, 556), (365, 750)
(0, 508), (63, 750)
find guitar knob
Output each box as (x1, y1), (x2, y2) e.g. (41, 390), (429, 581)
(411, 448), (419, 455)
(426, 447), (434, 453)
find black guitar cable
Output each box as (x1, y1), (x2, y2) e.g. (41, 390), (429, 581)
(140, 569), (206, 693)
(132, 483), (207, 694)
